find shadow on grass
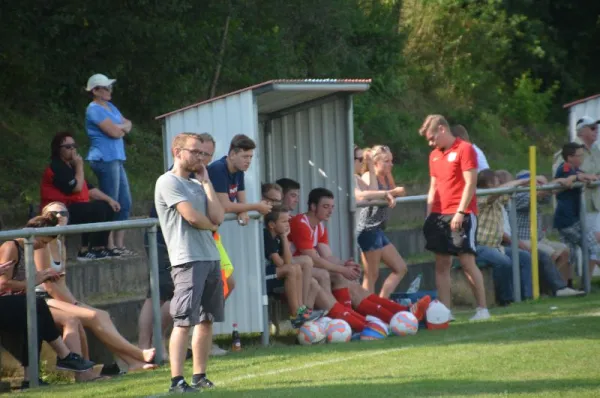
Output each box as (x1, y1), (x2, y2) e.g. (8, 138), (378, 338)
(207, 378), (600, 398)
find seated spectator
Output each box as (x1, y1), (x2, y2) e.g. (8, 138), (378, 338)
(354, 145), (407, 298)
(498, 191), (584, 298)
(262, 183), (283, 206)
(276, 178), (301, 214)
(475, 170), (532, 304)
(40, 132), (120, 260)
(451, 124), (490, 172)
(264, 206), (323, 327)
(553, 143), (600, 279)
(36, 202), (158, 372)
(498, 169), (579, 290)
(288, 188), (431, 325)
(0, 214), (95, 388)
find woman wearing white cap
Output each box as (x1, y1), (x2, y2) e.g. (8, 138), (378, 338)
(85, 73), (134, 256)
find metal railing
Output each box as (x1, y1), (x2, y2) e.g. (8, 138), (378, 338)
(356, 180), (598, 299)
(0, 212), (264, 389)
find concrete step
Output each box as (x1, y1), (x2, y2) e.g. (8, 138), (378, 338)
(65, 255), (149, 302)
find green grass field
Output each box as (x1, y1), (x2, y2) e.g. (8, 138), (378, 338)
(18, 294), (600, 398)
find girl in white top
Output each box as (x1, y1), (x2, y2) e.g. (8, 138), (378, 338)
(37, 202), (158, 372)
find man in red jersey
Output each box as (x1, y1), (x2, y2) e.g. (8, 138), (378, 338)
(289, 188), (431, 324)
(420, 115), (490, 321)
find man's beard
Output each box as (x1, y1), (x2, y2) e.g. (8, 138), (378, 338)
(182, 159), (201, 173)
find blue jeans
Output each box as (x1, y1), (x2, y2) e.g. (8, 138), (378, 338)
(475, 246), (514, 303)
(503, 245), (566, 294)
(504, 248), (533, 300)
(89, 160), (131, 221)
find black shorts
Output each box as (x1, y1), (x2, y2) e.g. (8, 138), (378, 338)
(145, 240), (175, 302)
(423, 212), (477, 256)
(265, 263), (285, 294)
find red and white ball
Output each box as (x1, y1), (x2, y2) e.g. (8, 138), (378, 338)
(297, 321), (326, 345)
(325, 319), (352, 343)
(390, 311), (419, 336)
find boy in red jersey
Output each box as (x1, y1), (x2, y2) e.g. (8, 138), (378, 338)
(288, 188), (431, 324)
(420, 115), (490, 321)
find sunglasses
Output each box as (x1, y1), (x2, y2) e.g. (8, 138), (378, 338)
(355, 157), (364, 162)
(60, 143), (78, 150)
(49, 210), (69, 217)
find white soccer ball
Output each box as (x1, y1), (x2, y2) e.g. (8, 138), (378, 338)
(390, 311), (419, 336)
(365, 315), (390, 336)
(297, 321), (326, 345)
(317, 316), (333, 330)
(326, 319), (352, 343)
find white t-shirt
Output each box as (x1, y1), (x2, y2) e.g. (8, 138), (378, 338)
(473, 144), (490, 171)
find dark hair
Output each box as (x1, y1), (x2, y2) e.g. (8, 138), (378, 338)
(276, 178), (301, 195)
(229, 134), (256, 154)
(451, 125), (470, 142)
(308, 188), (334, 209)
(50, 132), (74, 159)
(477, 169), (497, 188)
(262, 183), (282, 197)
(265, 205), (288, 226)
(562, 142), (585, 161)
(25, 213), (59, 229)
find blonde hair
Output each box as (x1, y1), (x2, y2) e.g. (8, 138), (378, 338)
(171, 132), (205, 157)
(419, 114), (450, 136)
(41, 201), (67, 215)
(360, 145), (391, 175)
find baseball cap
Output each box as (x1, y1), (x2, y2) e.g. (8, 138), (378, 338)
(516, 170), (530, 180)
(86, 74), (116, 91)
(426, 300), (450, 330)
(576, 116), (600, 131)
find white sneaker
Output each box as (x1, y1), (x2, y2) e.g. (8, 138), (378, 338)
(469, 308), (491, 322)
(555, 287), (585, 297)
(210, 344), (228, 357)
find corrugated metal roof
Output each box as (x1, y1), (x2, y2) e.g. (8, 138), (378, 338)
(155, 79), (372, 119)
(563, 93), (600, 109)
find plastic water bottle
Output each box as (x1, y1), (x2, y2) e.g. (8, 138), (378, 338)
(407, 273), (422, 294)
(231, 323), (241, 352)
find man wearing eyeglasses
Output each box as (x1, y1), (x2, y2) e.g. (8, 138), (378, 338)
(573, 116), (600, 243)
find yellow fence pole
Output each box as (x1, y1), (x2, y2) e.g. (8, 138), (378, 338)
(529, 146), (540, 299)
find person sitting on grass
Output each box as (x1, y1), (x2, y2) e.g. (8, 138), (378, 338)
(288, 188), (431, 326)
(264, 205), (323, 327)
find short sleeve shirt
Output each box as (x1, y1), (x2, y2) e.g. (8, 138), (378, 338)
(50, 158), (94, 194)
(288, 213), (329, 256)
(263, 228), (283, 264)
(154, 173), (219, 266)
(207, 156), (245, 202)
(85, 101), (126, 162)
(554, 162), (580, 230)
(429, 138), (478, 215)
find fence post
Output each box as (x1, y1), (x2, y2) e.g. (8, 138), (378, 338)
(257, 217), (270, 346)
(146, 225), (164, 364)
(579, 187), (592, 294)
(24, 235), (39, 388)
(508, 195), (521, 302)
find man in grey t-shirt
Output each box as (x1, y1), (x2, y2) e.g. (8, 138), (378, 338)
(155, 132), (225, 393)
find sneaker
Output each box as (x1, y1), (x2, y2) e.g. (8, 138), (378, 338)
(290, 308), (323, 328)
(191, 376), (215, 389)
(210, 343), (228, 356)
(169, 379), (198, 393)
(56, 352), (95, 372)
(20, 379), (49, 390)
(410, 295), (432, 321)
(469, 307), (491, 322)
(555, 287), (586, 297)
(115, 247), (135, 256)
(76, 249), (107, 261)
(102, 248), (121, 258)
(307, 309), (326, 319)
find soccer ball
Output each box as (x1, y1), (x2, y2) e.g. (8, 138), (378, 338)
(326, 319), (352, 343)
(297, 321), (326, 345)
(360, 322), (387, 341)
(390, 311), (419, 336)
(365, 315), (389, 336)
(317, 316), (333, 330)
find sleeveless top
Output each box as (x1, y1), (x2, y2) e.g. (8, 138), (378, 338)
(356, 175), (392, 233)
(0, 241), (26, 296)
(36, 240), (63, 293)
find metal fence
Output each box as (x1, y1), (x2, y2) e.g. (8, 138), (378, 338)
(0, 179), (596, 388)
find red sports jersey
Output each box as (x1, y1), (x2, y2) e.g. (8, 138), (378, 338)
(288, 213), (329, 256)
(429, 137), (478, 215)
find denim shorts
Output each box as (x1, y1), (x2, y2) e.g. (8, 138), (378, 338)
(357, 228), (391, 252)
(89, 160), (132, 221)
